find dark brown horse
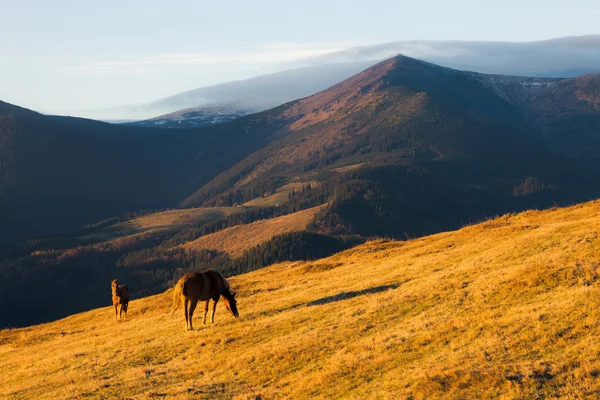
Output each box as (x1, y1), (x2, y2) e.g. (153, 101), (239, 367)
(111, 279), (130, 320)
(171, 270), (239, 331)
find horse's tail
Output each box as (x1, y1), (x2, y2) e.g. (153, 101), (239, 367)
(170, 276), (187, 317)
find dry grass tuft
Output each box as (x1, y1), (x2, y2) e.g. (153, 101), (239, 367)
(4, 200), (600, 398)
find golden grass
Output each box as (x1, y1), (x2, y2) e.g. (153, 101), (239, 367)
(79, 207), (244, 242)
(331, 163), (365, 173)
(243, 182), (320, 207)
(4, 200), (600, 398)
(126, 208), (242, 230)
(182, 205), (325, 257)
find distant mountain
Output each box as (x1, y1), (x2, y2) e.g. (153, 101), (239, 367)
(87, 36), (600, 122)
(124, 105), (253, 129)
(91, 61), (375, 120)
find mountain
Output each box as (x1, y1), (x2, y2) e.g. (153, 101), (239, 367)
(182, 55), (600, 238)
(3, 199), (600, 398)
(83, 36), (600, 121)
(123, 104), (253, 129)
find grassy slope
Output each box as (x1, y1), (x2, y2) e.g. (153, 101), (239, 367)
(79, 206), (244, 242)
(181, 205), (325, 257)
(3, 201), (600, 398)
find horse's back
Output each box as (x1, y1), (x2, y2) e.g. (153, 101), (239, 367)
(179, 271), (222, 300)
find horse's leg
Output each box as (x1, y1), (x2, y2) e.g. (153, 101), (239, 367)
(203, 301), (209, 324)
(211, 297), (219, 324)
(114, 304), (118, 321)
(183, 298), (190, 331)
(188, 300), (198, 331)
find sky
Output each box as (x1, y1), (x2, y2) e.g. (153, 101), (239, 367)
(1, 0), (599, 115)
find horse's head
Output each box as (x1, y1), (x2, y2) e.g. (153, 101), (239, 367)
(222, 291), (239, 318)
(111, 279), (119, 296)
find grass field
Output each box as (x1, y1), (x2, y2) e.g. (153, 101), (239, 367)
(3, 200), (600, 398)
(181, 205), (325, 257)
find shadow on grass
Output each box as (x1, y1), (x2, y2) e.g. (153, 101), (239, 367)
(307, 283), (400, 307)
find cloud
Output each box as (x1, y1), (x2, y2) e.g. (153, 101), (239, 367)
(265, 40), (369, 50)
(62, 44), (353, 76)
(295, 36), (600, 75)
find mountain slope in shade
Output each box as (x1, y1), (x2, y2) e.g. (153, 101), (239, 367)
(0, 101), (291, 243)
(4, 200), (600, 398)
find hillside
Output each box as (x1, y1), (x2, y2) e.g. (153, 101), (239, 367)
(3, 201), (600, 398)
(0, 202), (353, 327)
(79, 206), (243, 242)
(181, 205), (325, 256)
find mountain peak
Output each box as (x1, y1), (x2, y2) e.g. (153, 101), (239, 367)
(390, 53), (451, 70)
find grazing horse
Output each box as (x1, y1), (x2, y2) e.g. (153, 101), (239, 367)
(171, 270), (239, 331)
(111, 279), (130, 320)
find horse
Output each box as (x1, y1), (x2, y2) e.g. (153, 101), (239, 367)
(171, 270), (239, 331)
(111, 279), (130, 321)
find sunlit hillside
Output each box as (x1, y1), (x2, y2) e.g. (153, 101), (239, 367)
(182, 205), (325, 256)
(79, 206), (244, 242)
(3, 200), (600, 398)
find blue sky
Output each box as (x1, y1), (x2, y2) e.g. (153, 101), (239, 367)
(1, 0), (599, 115)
